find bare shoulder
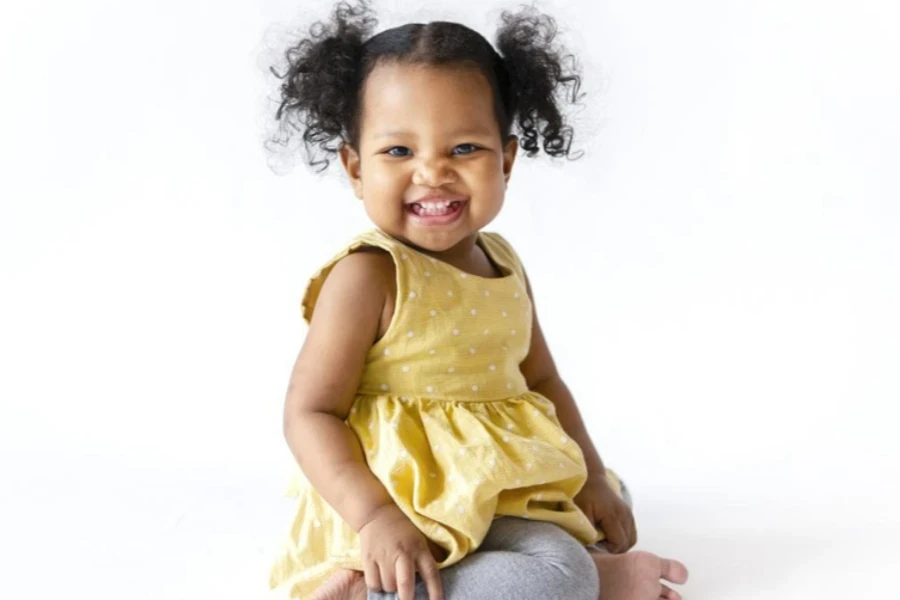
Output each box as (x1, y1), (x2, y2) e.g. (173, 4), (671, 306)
(319, 246), (396, 303)
(308, 245), (397, 348)
(314, 246), (394, 315)
(288, 246), (396, 416)
(343, 245), (396, 283)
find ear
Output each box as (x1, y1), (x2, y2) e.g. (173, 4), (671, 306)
(339, 142), (364, 199)
(502, 135), (519, 188)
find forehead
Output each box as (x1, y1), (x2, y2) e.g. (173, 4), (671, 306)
(359, 62), (500, 138)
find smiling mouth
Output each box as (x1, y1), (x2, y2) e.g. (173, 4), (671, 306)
(406, 200), (465, 217)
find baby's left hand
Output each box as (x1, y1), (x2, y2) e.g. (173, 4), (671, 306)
(574, 471), (637, 553)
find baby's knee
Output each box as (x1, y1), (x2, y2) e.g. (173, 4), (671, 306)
(527, 523), (599, 600)
(486, 519), (599, 599)
(553, 538), (599, 600)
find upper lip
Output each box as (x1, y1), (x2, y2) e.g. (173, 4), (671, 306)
(406, 193), (468, 205)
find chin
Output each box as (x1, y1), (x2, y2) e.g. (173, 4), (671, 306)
(406, 227), (476, 251)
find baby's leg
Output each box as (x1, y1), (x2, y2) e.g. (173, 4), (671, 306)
(313, 480), (687, 600)
(367, 517), (599, 600)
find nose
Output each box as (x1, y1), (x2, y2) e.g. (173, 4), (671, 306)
(412, 155), (457, 187)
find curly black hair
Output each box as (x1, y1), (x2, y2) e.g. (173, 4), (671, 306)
(266, 1), (585, 173)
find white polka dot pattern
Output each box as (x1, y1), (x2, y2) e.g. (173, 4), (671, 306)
(281, 229), (625, 600)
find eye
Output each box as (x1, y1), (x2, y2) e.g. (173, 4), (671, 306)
(453, 144), (480, 155)
(385, 146), (412, 157)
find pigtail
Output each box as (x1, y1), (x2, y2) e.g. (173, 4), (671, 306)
(268, 1), (377, 172)
(496, 5), (584, 159)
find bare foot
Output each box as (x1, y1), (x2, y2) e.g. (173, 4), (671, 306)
(590, 548), (689, 600)
(306, 569), (368, 600)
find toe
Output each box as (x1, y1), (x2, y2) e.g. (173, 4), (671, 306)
(660, 583), (681, 600)
(660, 558), (689, 584)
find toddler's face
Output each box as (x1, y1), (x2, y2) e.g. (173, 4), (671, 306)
(340, 62), (518, 253)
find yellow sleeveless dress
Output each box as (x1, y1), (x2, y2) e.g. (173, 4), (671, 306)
(269, 229), (624, 599)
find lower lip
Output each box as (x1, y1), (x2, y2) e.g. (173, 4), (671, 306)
(406, 201), (467, 226)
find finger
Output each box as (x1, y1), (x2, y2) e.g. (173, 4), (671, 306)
(380, 559), (397, 593)
(659, 583), (682, 600)
(659, 557), (690, 585)
(580, 505), (595, 527)
(417, 553), (444, 600)
(612, 510), (633, 551)
(626, 509), (638, 549)
(363, 558), (382, 592)
(599, 515), (627, 553)
(394, 554), (416, 600)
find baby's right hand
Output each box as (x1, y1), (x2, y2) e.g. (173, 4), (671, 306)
(358, 503), (444, 600)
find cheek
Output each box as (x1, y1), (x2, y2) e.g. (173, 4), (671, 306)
(360, 164), (408, 222)
(470, 179), (506, 220)
(471, 161), (506, 196)
(475, 154), (504, 180)
(363, 163), (408, 194)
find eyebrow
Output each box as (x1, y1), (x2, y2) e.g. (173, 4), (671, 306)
(373, 128), (493, 140)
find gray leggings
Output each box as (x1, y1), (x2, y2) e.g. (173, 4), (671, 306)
(369, 482), (633, 600)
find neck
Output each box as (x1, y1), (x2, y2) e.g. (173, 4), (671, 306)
(401, 233), (481, 268)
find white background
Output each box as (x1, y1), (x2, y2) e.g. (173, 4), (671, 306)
(2, 0), (898, 598)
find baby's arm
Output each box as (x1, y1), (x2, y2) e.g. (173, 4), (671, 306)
(283, 249), (396, 531)
(519, 272), (638, 552)
(518, 273), (608, 478)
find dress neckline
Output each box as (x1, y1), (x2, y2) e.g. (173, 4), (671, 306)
(375, 230), (516, 282)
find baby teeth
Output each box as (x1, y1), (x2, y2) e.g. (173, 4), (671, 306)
(413, 200), (457, 216)
(419, 201), (451, 210)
